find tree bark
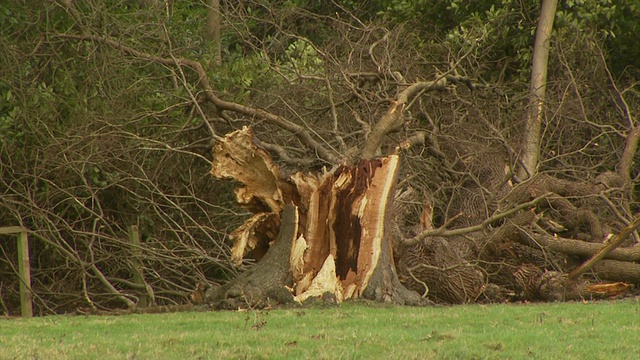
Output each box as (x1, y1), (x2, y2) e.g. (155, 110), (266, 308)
(592, 260), (640, 283)
(206, 0), (222, 67)
(515, 231), (640, 262)
(518, 0), (558, 179)
(205, 204), (298, 309)
(618, 127), (640, 183)
(568, 215), (640, 280)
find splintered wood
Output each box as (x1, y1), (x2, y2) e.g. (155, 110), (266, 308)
(211, 126), (285, 214)
(211, 127), (287, 265)
(210, 127), (420, 306)
(586, 282), (633, 298)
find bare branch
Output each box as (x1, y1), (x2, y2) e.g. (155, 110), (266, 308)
(55, 33), (341, 165)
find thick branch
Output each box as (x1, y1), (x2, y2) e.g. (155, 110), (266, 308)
(360, 77), (450, 159)
(206, 205), (298, 308)
(592, 260), (640, 283)
(361, 100), (405, 159)
(568, 214), (640, 280)
(518, 0), (559, 179)
(515, 230), (640, 262)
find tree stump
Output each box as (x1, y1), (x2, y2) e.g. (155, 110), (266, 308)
(207, 127), (425, 307)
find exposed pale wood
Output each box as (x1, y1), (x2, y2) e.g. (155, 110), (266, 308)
(211, 127), (292, 263)
(211, 127), (285, 213)
(228, 213), (279, 265)
(585, 282), (633, 298)
(208, 129), (424, 306)
(356, 156), (397, 297)
(356, 156), (422, 304)
(294, 254), (342, 303)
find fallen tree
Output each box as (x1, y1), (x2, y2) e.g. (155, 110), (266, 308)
(206, 127), (640, 307)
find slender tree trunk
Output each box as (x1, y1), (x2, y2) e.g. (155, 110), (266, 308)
(518, 0), (558, 180)
(206, 0), (222, 67)
(618, 127), (640, 183)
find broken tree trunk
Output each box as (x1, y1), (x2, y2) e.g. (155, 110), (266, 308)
(207, 127), (424, 308)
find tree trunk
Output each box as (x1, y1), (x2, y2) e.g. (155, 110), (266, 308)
(205, 204), (299, 309)
(206, 0), (222, 67)
(207, 127), (425, 308)
(518, 0), (558, 180)
(514, 230), (640, 263)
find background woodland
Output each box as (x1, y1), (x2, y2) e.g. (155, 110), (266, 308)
(1, 0), (639, 314)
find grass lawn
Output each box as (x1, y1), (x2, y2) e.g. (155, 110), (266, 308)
(1, 299), (638, 359)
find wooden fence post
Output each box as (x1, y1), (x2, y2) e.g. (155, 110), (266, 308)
(129, 225), (149, 307)
(0, 226), (33, 318)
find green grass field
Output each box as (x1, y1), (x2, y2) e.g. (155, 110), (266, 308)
(1, 299), (638, 359)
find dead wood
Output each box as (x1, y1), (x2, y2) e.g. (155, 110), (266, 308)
(397, 165), (639, 304)
(396, 237), (485, 304)
(360, 75), (477, 160)
(405, 196), (546, 247)
(502, 174), (615, 241)
(568, 214), (640, 280)
(514, 231), (640, 262)
(511, 262), (636, 301)
(481, 210), (538, 256)
(585, 282), (634, 298)
(591, 260), (640, 283)
(208, 125), (638, 306)
(210, 127), (298, 264)
(492, 211), (640, 301)
(511, 263), (584, 302)
(300, 156), (425, 305)
(208, 128), (427, 307)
